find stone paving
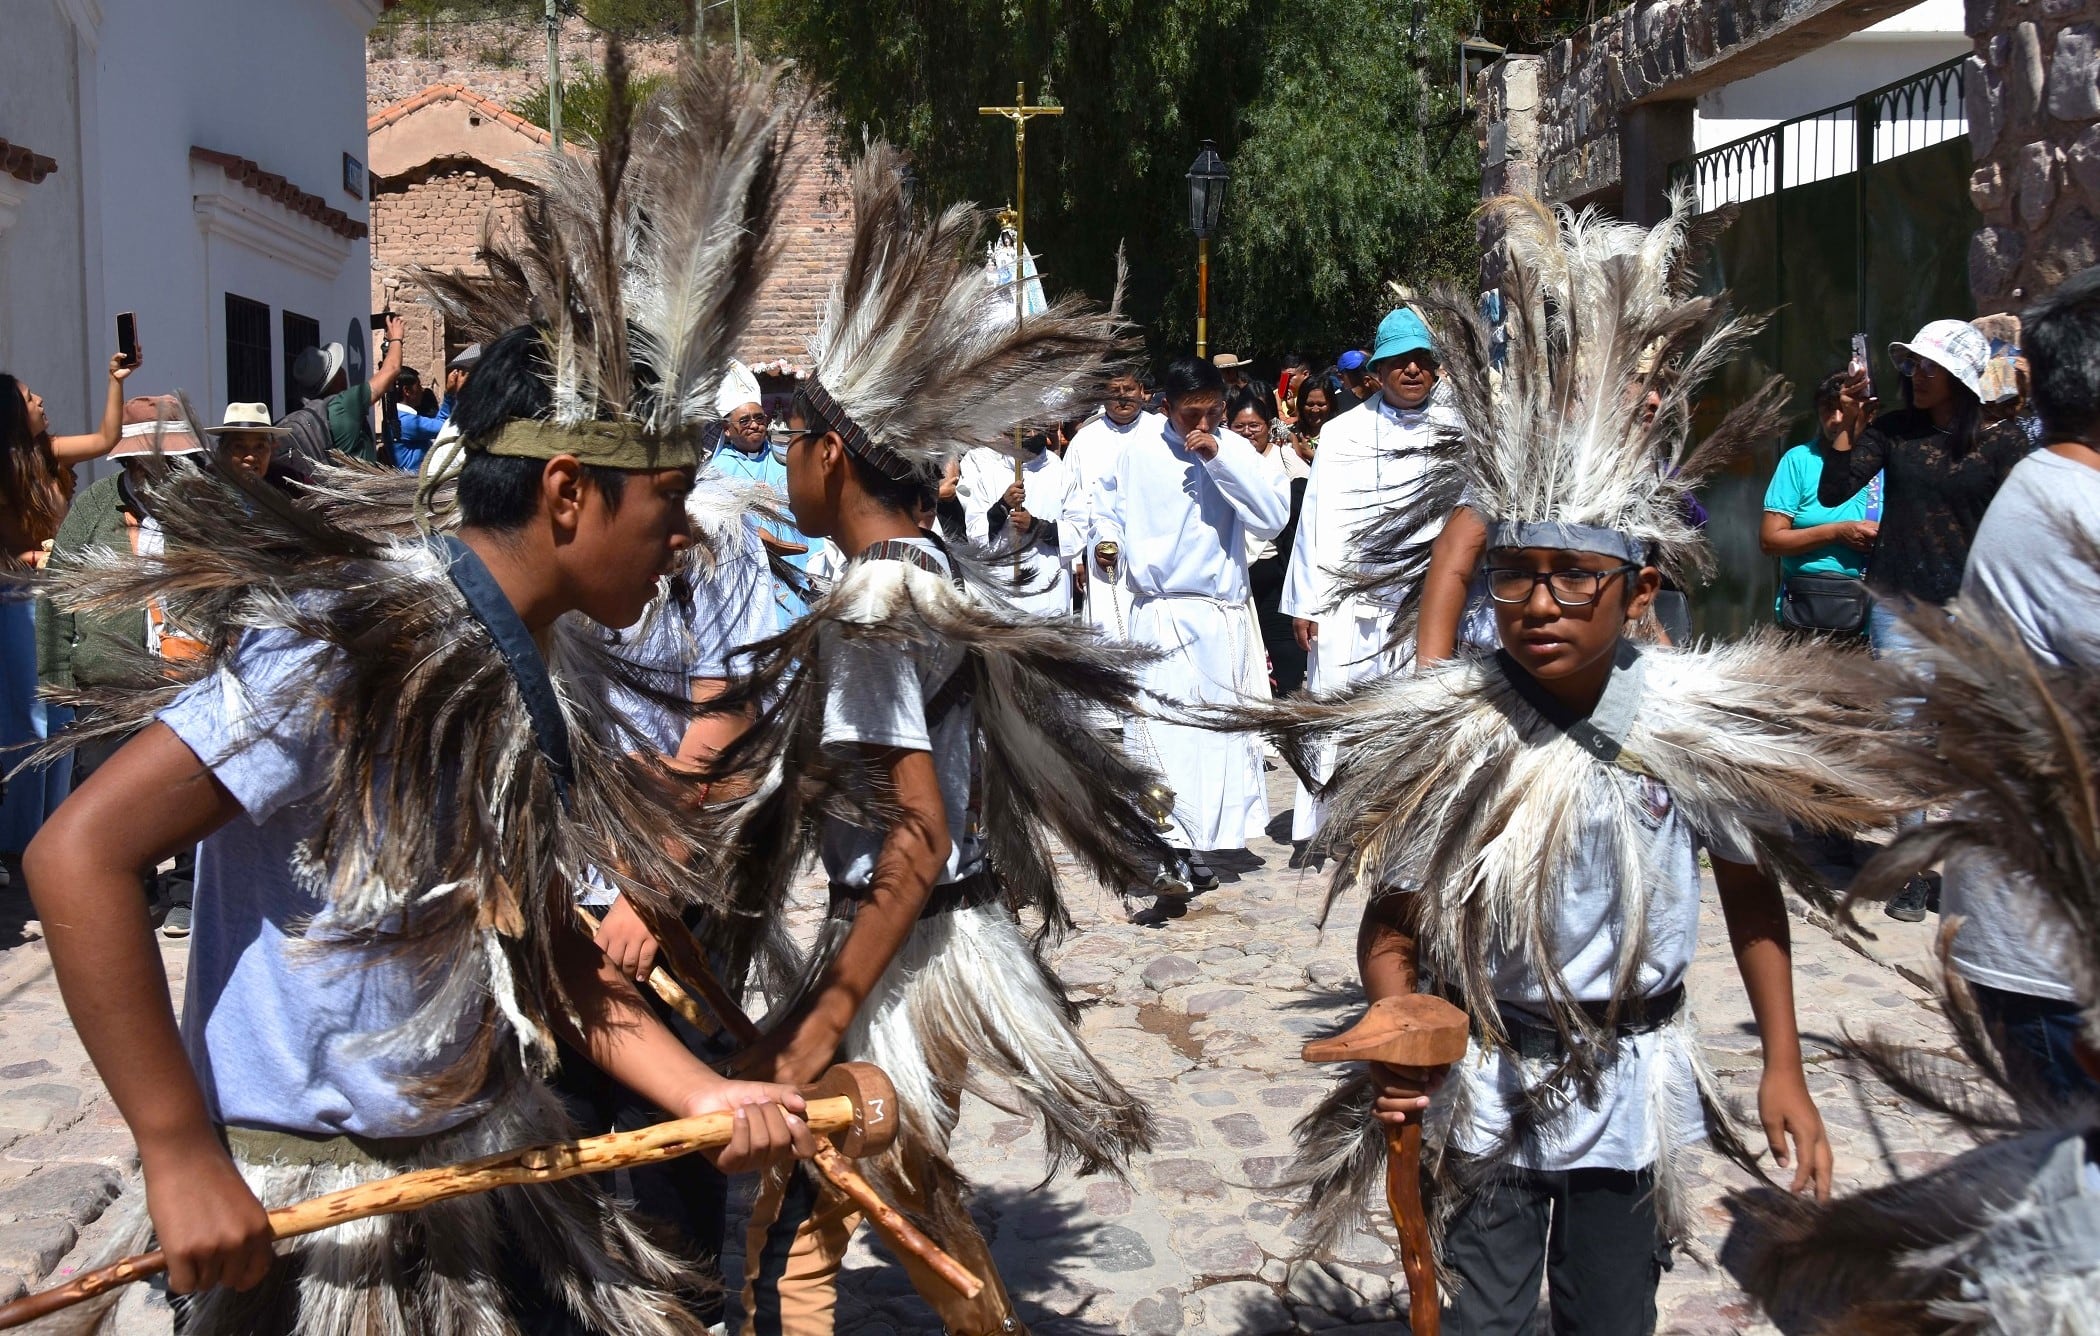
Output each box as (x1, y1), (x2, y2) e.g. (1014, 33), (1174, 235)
(1, 768), (1968, 1334)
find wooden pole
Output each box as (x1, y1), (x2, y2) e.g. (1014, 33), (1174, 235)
(0, 1094), (870, 1331)
(1196, 236), (1211, 360)
(600, 906), (987, 1302)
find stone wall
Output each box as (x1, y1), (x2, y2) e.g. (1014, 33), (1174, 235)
(369, 167), (528, 379)
(1966, 0), (2100, 310)
(739, 127), (853, 367)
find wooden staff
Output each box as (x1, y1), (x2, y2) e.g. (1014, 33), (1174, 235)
(0, 1064), (896, 1331)
(1303, 994), (1471, 1336)
(605, 904), (986, 1302)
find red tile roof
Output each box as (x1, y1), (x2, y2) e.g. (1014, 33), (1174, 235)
(189, 146), (368, 241)
(0, 139), (58, 186)
(366, 83), (557, 149)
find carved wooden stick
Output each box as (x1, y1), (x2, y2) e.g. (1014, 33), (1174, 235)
(590, 903), (986, 1302)
(0, 1065), (896, 1331)
(1303, 994), (1471, 1336)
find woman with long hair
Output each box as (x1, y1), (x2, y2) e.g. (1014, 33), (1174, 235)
(1820, 319), (2029, 918)
(2, 351), (133, 866)
(1228, 383), (1308, 694)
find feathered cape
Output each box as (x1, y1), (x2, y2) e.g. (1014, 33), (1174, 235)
(697, 536), (1175, 952)
(34, 461), (733, 1114)
(1725, 600), (2100, 1334)
(1226, 633), (1926, 1257)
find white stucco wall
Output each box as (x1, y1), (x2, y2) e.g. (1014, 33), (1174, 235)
(1693, 0), (1971, 154)
(0, 2), (94, 444)
(92, 0), (379, 422)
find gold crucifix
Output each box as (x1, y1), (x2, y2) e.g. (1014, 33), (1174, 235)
(979, 82), (1063, 505)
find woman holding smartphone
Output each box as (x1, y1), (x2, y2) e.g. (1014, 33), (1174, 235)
(0, 341), (138, 876)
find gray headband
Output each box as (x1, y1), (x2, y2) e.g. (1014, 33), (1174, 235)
(1486, 520), (1646, 565)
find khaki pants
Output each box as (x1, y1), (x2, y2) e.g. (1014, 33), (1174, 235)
(741, 1162), (1021, 1335)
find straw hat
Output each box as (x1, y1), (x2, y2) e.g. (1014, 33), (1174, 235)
(204, 403), (290, 439)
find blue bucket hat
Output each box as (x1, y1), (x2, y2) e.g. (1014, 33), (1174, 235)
(1369, 308), (1435, 365)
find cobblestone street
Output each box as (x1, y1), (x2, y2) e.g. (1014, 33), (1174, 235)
(1, 769), (1964, 1334)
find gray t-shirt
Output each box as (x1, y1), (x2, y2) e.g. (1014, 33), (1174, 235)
(162, 626), (483, 1139)
(817, 540), (987, 891)
(1945, 449), (2100, 1001)
(1452, 765), (1756, 1172)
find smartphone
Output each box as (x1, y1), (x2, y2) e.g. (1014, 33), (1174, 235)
(370, 311), (396, 333)
(1849, 332), (1871, 391)
(115, 311), (139, 367)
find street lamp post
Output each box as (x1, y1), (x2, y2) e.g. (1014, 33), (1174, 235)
(1186, 139), (1228, 360)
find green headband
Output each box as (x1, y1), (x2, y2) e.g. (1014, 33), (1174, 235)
(475, 418), (702, 471)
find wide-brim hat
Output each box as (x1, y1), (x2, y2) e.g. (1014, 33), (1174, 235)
(291, 342), (347, 399)
(204, 402), (290, 439)
(1370, 308), (1435, 365)
(1211, 352), (1248, 370)
(1890, 318), (1990, 401)
(112, 395), (203, 458)
(447, 342), (483, 372)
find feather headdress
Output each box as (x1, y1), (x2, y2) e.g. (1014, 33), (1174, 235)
(29, 54), (807, 1117)
(414, 50), (804, 460)
(796, 139), (1127, 482)
(1723, 594), (2100, 1334)
(1349, 190), (1778, 623)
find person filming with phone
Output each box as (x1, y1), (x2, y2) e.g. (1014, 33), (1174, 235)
(1817, 319), (2030, 920)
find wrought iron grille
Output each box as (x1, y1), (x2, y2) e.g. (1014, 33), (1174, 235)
(1672, 56), (1967, 214)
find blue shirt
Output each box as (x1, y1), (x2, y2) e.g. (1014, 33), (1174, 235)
(711, 439), (825, 626)
(161, 627), (482, 1138)
(1763, 440), (1883, 615)
(391, 396), (452, 474)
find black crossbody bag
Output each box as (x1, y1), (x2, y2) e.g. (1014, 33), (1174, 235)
(1779, 572), (1872, 635)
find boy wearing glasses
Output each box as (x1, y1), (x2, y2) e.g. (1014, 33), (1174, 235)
(1271, 197), (1918, 1335)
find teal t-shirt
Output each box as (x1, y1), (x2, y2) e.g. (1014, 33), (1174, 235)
(1764, 441), (1883, 616)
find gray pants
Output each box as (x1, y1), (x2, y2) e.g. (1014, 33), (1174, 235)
(1442, 1162), (1668, 1335)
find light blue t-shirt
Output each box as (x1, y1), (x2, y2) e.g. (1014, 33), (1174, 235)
(712, 439), (826, 627)
(161, 628), (482, 1139)
(1763, 441), (1883, 619)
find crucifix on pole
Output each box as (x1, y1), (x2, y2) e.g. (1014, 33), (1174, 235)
(978, 81), (1063, 535)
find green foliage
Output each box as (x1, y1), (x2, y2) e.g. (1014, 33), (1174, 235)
(769, 0), (1485, 363)
(512, 67), (670, 144)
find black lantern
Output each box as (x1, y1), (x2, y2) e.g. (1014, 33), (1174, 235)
(1186, 139), (1228, 240)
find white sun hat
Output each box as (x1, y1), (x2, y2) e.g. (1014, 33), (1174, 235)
(1889, 319), (1991, 401)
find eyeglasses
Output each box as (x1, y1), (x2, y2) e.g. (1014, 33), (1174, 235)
(1897, 357), (1944, 380)
(1485, 565), (1639, 607)
(764, 422), (808, 448)
(730, 411), (769, 429)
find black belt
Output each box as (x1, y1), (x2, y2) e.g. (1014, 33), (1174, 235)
(1497, 983), (1685, 1061)
(827, 869), (1000, 922)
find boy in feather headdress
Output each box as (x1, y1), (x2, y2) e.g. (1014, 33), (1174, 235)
(22, 59), (819, 1336)
(1261, 193), (1924, 1335)
(703, 141), (1172, 1336)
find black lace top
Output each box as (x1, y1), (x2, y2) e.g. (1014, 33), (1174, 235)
(1816, 407), (2029, 605)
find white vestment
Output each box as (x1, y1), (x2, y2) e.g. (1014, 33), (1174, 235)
(958, 444), (1073, 618)
(1280, 394), (1450, 840)
(1095, 415), (1290, 851)
(1061, 411), (1158, 639)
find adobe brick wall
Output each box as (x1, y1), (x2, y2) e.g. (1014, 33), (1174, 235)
(740, 125), (853, 368)
(366, 15), (854, 376)
(368, 168), (528, 379)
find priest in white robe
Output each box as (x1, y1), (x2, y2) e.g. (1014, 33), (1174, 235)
(1061, 370), (1156, 640)
(958, 433), (1074, 618)
(1281, 307), (1450, 844)
(1095, 357), (1290, 893)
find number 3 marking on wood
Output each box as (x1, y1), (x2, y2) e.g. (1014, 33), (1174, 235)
(869, 1098), (887, 1124)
